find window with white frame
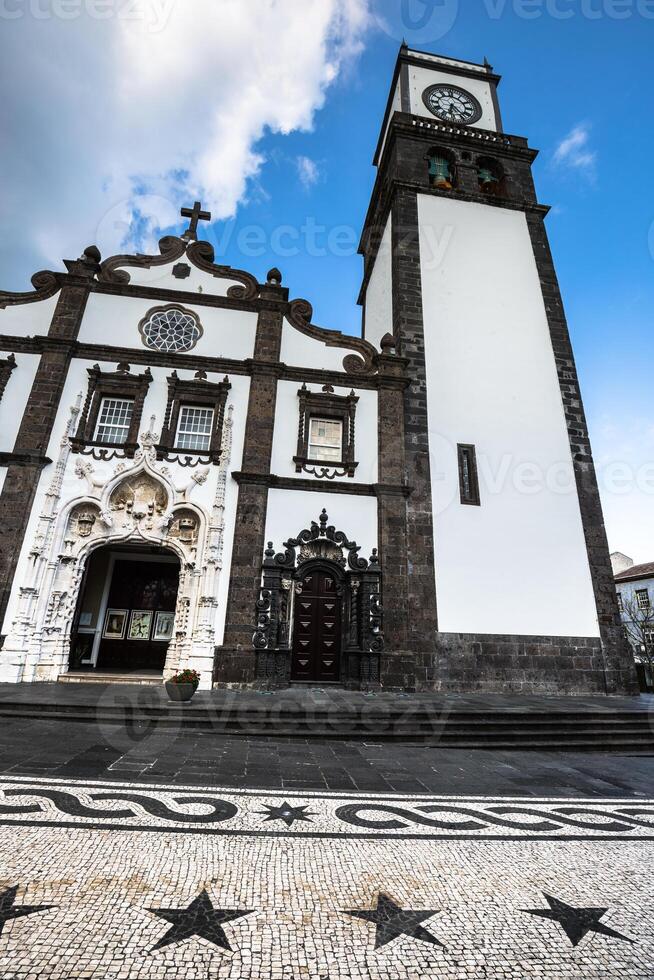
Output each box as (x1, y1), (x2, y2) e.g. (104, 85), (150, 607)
(175, 404), (214, 452)
(636, 589), (651, 611)
(94, 397), (134, 444)
(308, 418), (343, 462)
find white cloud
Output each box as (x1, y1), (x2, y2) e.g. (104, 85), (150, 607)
(296, 155), (321, 188)
(0, 0), (370, 287)
(553, 123), (597, 173)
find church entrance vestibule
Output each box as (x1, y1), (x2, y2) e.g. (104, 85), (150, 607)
(70, 547), (180, 674)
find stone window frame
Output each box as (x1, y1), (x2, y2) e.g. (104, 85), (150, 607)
(457, 443), (480, 506)
(294, 384), (359, 478)
(0, 354), (17, 402)
(156, 370), (231, 465)
(71, 363), (153, 459)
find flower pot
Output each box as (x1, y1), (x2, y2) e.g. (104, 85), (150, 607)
(165, 681), (196, 703)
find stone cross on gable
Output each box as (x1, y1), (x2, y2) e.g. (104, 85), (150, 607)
(180, 201), (211, 242)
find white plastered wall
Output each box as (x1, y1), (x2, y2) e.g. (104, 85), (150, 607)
(363, 215), (393, 351)
(0, 294), (59, 338)
(0, 352), (39, 451)
(280, 321), (370, 373)
(79, 293), (257, 361)
(417, 193), (599, 638)
(264, 489), (378, 562)
(109, 261), (254, 297)
(271, 381), (378, 485)
(408, 65), (498, 131)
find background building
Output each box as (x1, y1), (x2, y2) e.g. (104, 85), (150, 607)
(612, 553), (654, 690)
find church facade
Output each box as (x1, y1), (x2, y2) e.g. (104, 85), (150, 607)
(0, 47), (637, 695)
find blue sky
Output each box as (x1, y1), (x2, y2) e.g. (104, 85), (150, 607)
(1, 1), (652, 558)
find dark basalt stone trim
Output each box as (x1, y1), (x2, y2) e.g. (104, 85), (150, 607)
(390, 187), (439, 655)
(0, 451), (52, 468)
(0, 335), (385, 391)
(381, 632), (612, 695)
(231, 471), (410, 498)
(92, 279), (262, 314)
(0, 270), (95, 630)
(0, 336), (45, 354)
(524, 212), (638, 696)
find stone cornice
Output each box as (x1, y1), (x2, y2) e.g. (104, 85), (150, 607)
(231, 471), (411, 498)
(0, 451), (52, 468)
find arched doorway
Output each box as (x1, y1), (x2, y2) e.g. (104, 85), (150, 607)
(290, 561), (344, 683)
(69, 545), (180, 675)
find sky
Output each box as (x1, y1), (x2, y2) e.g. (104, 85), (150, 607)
(1, 0), (652, 561)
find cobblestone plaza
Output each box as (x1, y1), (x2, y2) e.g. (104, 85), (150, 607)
(0, 772), (651, 979)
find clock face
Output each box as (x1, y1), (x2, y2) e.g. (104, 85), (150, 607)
(423, 84), (482, 125)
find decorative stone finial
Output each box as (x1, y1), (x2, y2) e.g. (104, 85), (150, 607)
(319, 509), (328, 532)
(267, 267), (282, 286)
(82, 245), (101, 264)
(380, 332), (396, 352)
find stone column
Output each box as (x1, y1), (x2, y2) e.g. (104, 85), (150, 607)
(214, 277), (286, 685)
(526, 213), (638, 695)
(0, 249), (100, 642)
(376, 344), (412, 683)
(388, 188), (439, 687)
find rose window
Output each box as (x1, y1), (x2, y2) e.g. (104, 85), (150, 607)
(139, 306), (202, 353)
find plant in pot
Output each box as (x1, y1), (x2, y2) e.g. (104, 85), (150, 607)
(165, 669), (201, 703)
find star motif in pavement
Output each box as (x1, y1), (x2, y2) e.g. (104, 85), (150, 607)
(258, 801), (315, 827)
(343, 892), (444, 950)
(522, 893), (634, 947)
(148, 888), (253, 951)
(0, 885), (55, 937)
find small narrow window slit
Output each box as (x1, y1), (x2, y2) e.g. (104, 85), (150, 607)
(458, 443), (480, 506)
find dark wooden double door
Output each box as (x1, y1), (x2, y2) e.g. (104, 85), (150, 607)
(291, 569), (341, 683)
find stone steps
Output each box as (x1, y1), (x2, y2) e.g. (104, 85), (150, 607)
(0, 692), (653, 751)
(59, 673), (162, 686)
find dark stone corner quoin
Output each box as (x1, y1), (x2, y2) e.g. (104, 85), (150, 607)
(0, 52), (641, 699)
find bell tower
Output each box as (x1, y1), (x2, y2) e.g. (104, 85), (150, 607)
(361, 45), (637, 695)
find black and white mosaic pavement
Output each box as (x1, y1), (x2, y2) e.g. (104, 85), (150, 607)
(0, 774), (651, 978)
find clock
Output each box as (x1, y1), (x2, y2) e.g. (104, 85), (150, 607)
(422, 84), (482, 125)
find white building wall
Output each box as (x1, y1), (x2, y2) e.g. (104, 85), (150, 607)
(408, 65), (497, 131)
(363, 215), (393, 350)
(264, 489), (378, 562)
(0, 352), (39, 451)
(0, 294), (59, 338)
(280, 322), (367, 373)
(417, 193), (599, 638)
(79, 293), (257, 361)
(271, 381), (378, 485)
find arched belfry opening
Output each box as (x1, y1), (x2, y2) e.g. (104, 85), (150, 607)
(69, 544), (181, 675)
(253, 509), (383, 689)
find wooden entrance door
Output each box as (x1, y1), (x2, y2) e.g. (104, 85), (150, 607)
(291, 569), (341, 683)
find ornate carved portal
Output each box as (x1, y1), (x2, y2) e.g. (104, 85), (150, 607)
(253, 509), (383, 689)
(0, 403), (233, 690)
